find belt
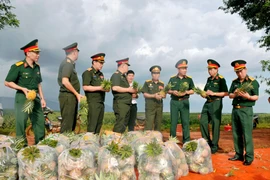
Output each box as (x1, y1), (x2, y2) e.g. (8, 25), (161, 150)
(177, 98), (189, 101)
(207, 98), (220, 103)
(234, 105), (247, 109)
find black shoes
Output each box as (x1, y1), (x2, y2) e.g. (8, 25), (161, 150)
(228, 156), (244, 161)
(243, 160), (253, 166)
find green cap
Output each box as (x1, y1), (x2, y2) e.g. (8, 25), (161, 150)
(63, 42), (79, 52)
(91, 53), (105, 62)
(116, 58), (130, 66)
(175, 59), (188, 68)
(149, 65), (161, 73)
(207, 59), (220, 68)
(20, 39), (40, 52)
(231, 60), (246, 72)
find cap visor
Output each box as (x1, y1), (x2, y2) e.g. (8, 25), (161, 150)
(127, 63), (130, 66)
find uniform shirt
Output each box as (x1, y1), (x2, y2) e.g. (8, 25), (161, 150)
(168, 75), (195, 100)
(204, 74), (228, 100)
(110, 70), (132, 104)
(57, 58), (80, 93)
(82, 67), (105, 103)
(229, 75), (259, 107)
(5, 59), (42, 91)
(141, 79), (164, 105)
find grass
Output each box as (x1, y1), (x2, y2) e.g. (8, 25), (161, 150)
(1, 110), (270, 135)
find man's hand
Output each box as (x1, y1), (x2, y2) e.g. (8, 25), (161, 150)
(155, 93), (163, 100)
(172, 90), (179, 96)
(238, 91), (250, 99)
(128, 87), (137, 94)
(76, 94), (84, 102)
(234, 89), (239, 97)
(41, 99), (46, 108)
(22, 88), (30, 97)
(178, 91), (186, 97)
(206, 90), (214, 96)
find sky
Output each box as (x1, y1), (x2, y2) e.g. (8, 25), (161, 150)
(0, 0), (269, 113)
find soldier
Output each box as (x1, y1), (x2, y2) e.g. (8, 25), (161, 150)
(111, 58), (137, 133)
(4, 39), (46, 144)
(141, 65), (164, 131)
(82, 53), (108, 134)
(57, 42), (84, 133)
(167, 59), (194, 144)
(126, 70), (138, 131)
(228, 60), (259, 166)
(199, 59), (228, 154)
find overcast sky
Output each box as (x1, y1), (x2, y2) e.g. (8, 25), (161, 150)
(0, 0), (269, 113)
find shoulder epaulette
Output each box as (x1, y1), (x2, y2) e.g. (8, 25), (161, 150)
(146, 79), (152, 82)
(66, 59), (71, 63)
(15, 61), (24, 66)
(87, 68), (92, 71)
(186, 75), (192, 78)
(248, 76), (255, 81)
(218, 74), (224, 79)
(159, 80), (164, 84)
(115, 71), (119, 74)
(170, 75), (176, 78)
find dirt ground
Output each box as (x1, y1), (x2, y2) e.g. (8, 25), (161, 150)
(161, 128), (270, 180)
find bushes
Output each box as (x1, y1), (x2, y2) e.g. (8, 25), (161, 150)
(1, 110), (270, 133)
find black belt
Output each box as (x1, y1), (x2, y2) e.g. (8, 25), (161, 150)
(207, 98), (220, 103)
(174, 98), (189, 101)
(234, 105), (247, 109)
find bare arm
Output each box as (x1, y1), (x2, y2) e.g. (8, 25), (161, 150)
(112, 86), (136, 93)
(38, 83), (46, 108)
(143, 92), (162, 100)
(83, 85), (103, 92)
(62, 77), (84, 102)
(4, 81), (29, 95)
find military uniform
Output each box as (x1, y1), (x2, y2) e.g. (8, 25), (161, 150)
(141, 65), (164, 131)
(228, 60), (259, 165)
(5, 39), (45, 144)
(111, 58), (132, 133)
(199, 59), (228, 153)
(82, 53), (106, 134)
(168, 59), (194, 143)
(57, 43), (80, 133)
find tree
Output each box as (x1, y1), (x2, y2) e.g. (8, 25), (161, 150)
(220, 1), (270, 95)
(0, 0), (19, 30)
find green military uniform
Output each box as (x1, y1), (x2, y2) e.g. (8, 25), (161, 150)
(200, 59), (228, 153)
(5, 39), (45, 144)
(82, 53), (106, 134)
(111, 58), (132, 133)
(141, 65), (164, 131)
(58, 43), (80, 133)
(229, 60), (259, 164)
(169, 59), (194, 143)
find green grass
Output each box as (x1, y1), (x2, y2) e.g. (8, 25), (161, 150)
(1, 110), (270, 135)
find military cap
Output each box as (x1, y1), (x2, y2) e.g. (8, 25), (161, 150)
(63, 42), (79, 53)
(149, 65), (161, 73)
(20, 39), (41, 53)
(207, 59), (220, 68)
(91, 53), (105, 62)
(231, 60), (246, 72)
(116, 58), (130, 66)
(175, 59), (188, 68)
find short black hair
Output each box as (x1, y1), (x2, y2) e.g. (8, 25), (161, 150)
(127, 70), (135, 75)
